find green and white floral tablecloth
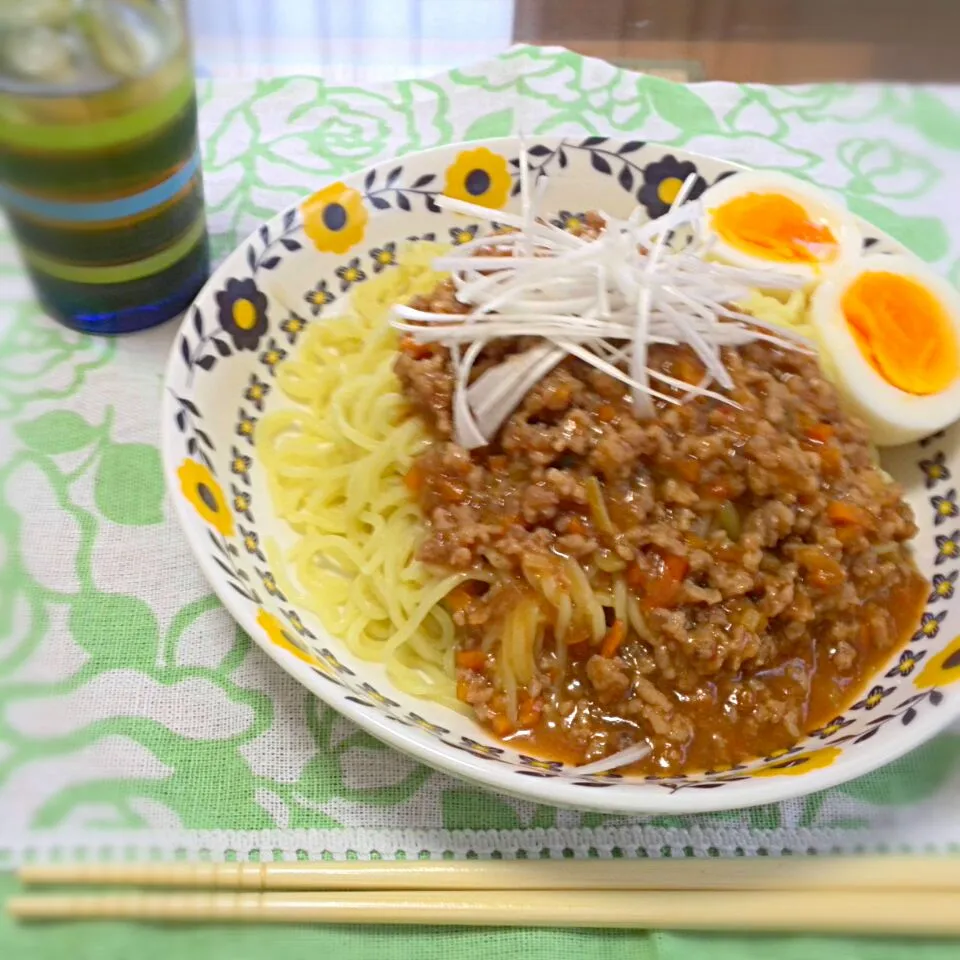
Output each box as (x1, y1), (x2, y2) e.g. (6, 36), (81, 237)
(2, 45), (960, 957)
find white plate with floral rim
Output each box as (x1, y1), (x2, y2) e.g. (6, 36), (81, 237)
(162, 136), (960, 813)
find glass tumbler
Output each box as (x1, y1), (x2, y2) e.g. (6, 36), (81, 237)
(0, 0), (209, 334)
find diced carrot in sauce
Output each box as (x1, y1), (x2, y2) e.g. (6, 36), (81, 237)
(675, 357), (704, 384)
(626, 560), (646, 593)
(675, 458), (701, 483)
(491, 715), (515, 736)
(628, 553), (689, 609)
(456, 679), (470, 702)
(644, 554), (689, 609)
(488, 455), (508, 474)
(827, 500), (873, 528)
(518, 697), (543, 727)
(667, 554), (691, 585)
(796, 546), (846, 590)
(712, 542), (743, 564)
(775, 466), (804, 489)
(455, 648), (487, 671)
(600, 619), (626, 658)
(436, 478), (465, 502)
(567, 516), (588, 536)
(399, 336), (434, 360)
(819, 444), (842, 477)
(447, 584), (477, 616)
(596, 403), (617, 423)
(805, 422), (834, 444)
(834, 524), (864, 546)
(403, 464), (424, 494)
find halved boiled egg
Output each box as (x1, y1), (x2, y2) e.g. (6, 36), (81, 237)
(700, 171), (861, 283)
(810, 255), (960, 446)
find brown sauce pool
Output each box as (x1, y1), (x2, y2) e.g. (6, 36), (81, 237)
(502, 572), (928, 775)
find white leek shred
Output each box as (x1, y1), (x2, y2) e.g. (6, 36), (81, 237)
(390, 147), (810, 450)
(572, 741), (653, 776)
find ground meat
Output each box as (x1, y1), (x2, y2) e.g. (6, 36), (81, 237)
(395, 347), (455, 436)
(586, 655), (631, 705)
(833, 640), (858, 671)
(745, 500), (797, 547)
(399, 283), (927, 775)
(393, 282), (470, 435)
(623, 677), (695, 742)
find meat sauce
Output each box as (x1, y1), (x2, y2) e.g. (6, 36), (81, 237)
(396, 279), (928, 775)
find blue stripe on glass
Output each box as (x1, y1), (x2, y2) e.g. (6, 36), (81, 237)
(43, 259), (210, 335)
(0, 149), (201, 224)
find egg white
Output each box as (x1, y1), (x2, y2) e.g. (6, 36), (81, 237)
(700, 170), (862, 284)
(809, 254), (960, 446)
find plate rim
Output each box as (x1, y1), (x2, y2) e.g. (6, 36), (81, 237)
(161, 135), (960, 814)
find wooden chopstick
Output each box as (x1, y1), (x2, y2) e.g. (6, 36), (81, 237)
(16, 856), (960, 892)
(8, 889), (960, 935)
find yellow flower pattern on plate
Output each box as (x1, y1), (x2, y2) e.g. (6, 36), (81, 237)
(914, 634), (960, 689)
(257, 608), (319, 666)
(443, 147), (512, 210)
(177, 459), (234, 537)
(753, 746), (842, 778)
(302, 182), (369, 254)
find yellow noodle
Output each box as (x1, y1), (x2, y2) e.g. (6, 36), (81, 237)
(566, 556), (607, 643)
(501, 653), (519, 721)
(585, 475), (616, 536)
(512, 597), (538, 685)
(257, 244), (491, 704)
(533, 609), (546, 664)
(595, 548), (627, 573)
(502, 604), (521, 688)
(627, 594), (654, 643)
(554, 622), (568, 675)
(555, 593), (572, 645)
(481, 624), (499, 654)
(614, 575), (628, 624)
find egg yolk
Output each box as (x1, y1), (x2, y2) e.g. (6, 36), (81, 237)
(712, 193), (838, 264)
(842, 271), (958, 396)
